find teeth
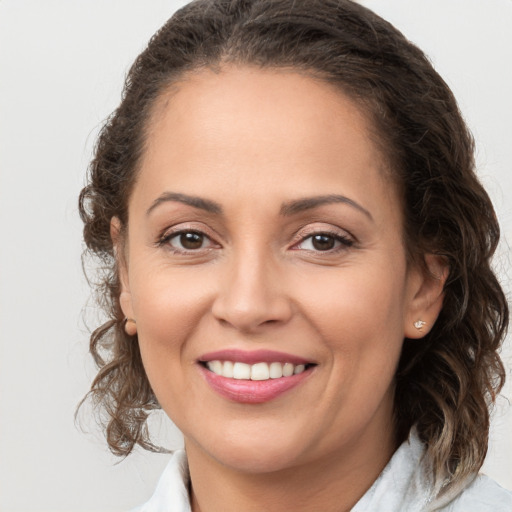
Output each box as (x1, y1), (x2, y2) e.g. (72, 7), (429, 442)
(251, 362), (270, 381)
(223, 360), (234, 378)
(233, 362), (251, 379)
(205, 360), (308, 380)
(209, 360), (223, 374)
(294, 364), (305, 374)
(269, 362), (283, 379)
(282, 363), (294, 377)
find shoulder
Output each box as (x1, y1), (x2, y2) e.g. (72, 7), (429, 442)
(353, 429), (512, 512)
(438, 474), (512, 512)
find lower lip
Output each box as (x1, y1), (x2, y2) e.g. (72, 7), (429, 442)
(199, 364), (314, 404)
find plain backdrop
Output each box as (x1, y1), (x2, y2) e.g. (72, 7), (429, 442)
(0, 1), (511, 511)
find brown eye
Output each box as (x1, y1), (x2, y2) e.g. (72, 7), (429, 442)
(166, 231), (210, 251)
(179, 232), (204, 250)
(295, 231), (353, 252)
(311, 234), (335, 251)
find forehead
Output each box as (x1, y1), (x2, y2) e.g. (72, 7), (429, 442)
(135, 65), (398, 220)
(146, 65), (378, 163)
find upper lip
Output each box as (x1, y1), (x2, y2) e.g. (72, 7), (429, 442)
(198, 349), (314, 365)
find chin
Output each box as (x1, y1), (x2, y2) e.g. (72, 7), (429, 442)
(215, 447), (304, 475)
(188, 428), (311, 474)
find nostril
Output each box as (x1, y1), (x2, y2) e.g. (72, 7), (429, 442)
(212, 301), (292, 331)
(210, 267), (294, 331)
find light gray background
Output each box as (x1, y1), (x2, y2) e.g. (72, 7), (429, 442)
(0, 1), (511, 510)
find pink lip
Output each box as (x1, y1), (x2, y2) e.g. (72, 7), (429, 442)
(199, 364), (314, 403)
(198, 349), (312, 365)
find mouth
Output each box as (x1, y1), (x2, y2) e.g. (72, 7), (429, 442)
(197, 349), (317, 403)
(201, 360), (313, 380)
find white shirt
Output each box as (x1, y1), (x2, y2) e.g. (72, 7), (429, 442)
(134, 432), (512, 511)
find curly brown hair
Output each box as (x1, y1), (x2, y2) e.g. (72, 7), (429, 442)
(79, 0), (508, 494)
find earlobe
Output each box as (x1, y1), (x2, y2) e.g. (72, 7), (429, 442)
(120, 290), (137, 335)
(123, 312), (137, 336)
(404, 254), (449, 339)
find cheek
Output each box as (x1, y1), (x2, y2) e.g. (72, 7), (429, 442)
(132, 264), (212, 333)
(294, 261), (408, 410)
(300, 267), (407, 411)
(129, 265), (214, 393)
(297, 264), (407, 344)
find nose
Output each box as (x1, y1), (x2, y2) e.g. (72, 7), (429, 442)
(211, 249), (293, 333)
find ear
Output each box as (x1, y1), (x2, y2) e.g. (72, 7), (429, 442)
(404, 254), (449, 339)
(111, 217), (136, 334)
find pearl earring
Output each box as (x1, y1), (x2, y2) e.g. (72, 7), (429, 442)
(414, 320), (426, 330)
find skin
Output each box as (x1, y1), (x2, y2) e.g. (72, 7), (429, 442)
(115, 66), (446, 512)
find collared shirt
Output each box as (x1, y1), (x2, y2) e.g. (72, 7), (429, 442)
(133, 431), (512, 511)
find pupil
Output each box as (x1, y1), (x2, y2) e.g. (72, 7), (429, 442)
(180, 232), (203, 249)
(312, 234), (335, 251)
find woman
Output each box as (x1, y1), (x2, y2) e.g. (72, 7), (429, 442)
(79, 0), (511, 510)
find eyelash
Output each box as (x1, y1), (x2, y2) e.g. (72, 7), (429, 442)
(157, 227), (354, 254)
(158, 228), (217, 253)
(292, 230), (354, 253)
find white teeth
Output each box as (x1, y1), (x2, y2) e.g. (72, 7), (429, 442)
(208, 360), (223, 374)
(294, 364), (306, 375)
(205, 360), (309, 380)
(223, 360), (234, 378)
(269, 362), (283, 379)
(251, 362), (270, 381)
(233, 362), (251, 380)
(282, 363), (294, 377)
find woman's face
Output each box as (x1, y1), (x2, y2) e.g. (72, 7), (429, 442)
(118, 66), (438, 474)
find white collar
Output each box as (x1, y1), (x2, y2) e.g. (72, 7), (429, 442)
(135, 429), (512, 512)
(352, 428), (436, 511)
(136, 448), (191, 512)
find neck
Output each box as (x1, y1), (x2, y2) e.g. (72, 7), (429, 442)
(186, 420), (397, 512)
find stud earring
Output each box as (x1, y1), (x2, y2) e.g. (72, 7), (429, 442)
(124, 317), (137, 336)
(413, 320), (426, 330)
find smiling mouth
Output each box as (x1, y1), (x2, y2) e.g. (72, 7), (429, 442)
(202, 360), (315, 381)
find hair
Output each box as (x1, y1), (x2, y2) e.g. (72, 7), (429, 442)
(79, 0), (508, 496)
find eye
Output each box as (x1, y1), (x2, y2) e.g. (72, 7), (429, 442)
(295, 232), (353, 252)
(163, 230), (215, 252)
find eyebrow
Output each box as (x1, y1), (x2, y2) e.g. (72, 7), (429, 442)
(146, 191), (372, 220)
(280, 194), (373, 220)
(146, 192), (223, 216)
